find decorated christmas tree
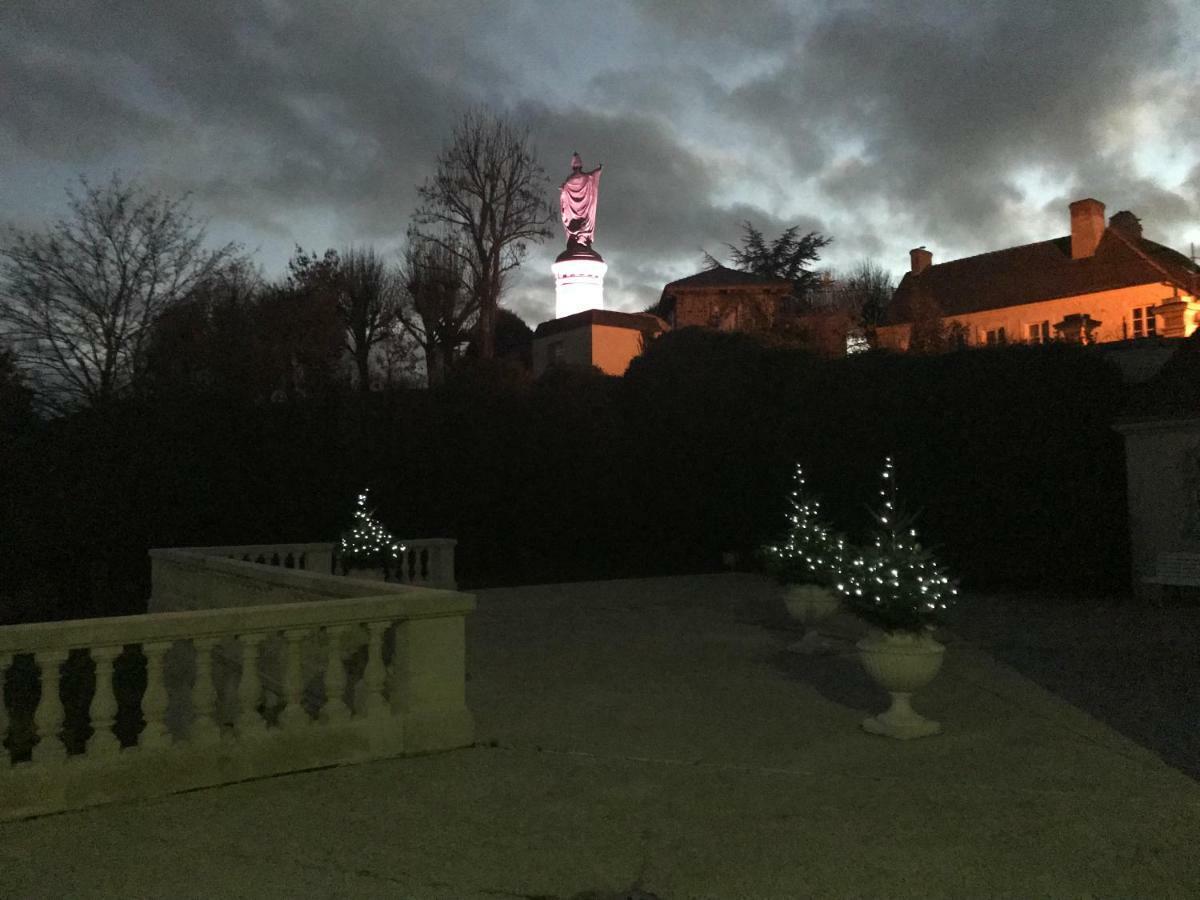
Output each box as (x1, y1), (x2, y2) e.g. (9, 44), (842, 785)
(761, 462), (844, 587)
(838, 456), (957, 632)
(337, 489), (405, 573)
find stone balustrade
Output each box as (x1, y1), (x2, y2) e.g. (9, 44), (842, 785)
(0, 552), (474, 822)
(172, 539), (457, 591)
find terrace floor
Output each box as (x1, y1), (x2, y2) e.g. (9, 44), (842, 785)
(4, 574), (1200, 898)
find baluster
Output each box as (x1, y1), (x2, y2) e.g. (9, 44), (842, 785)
(277, 629), (309, 730)
(234, 633), (268, 739)
(0, 652), (12, 763)
(32, 649), (69, 764)
(189, 637), (222, 745)
(139, 641), (173, 750)
(359, 622), (389, 718)
(427, 546), (442, 587)
(86, 645), (123, 757)
(322, 625), (352, 725)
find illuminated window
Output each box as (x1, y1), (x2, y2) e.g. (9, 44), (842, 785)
(1027, 321), (1051, 344)
(1132, 306), (1157, 338)
(846, 333), (870, 355)
(985, 327), (1006, 345)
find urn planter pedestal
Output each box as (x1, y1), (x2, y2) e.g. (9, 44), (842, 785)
(782, 584), (840, 654)
(857, 629), (945, 739)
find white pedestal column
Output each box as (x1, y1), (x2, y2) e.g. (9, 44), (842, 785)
(552, 257), (607, 319)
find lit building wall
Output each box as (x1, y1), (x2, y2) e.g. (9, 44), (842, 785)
(878, 283), (1197, 349)
(590, 324), (650, 375)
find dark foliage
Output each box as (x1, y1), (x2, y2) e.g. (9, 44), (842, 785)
(704, 221), (832, 294)
(0, 327), (1132, 623)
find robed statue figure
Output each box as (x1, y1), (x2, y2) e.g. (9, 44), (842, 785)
(560, 152), (602, 247)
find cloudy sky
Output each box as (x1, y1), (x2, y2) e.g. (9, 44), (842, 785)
(3, 0), (1199, 323)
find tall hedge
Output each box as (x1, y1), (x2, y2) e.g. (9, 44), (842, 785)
(1, 332), (1132, 622)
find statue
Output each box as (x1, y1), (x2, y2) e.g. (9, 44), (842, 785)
(560, 152), (602, 247)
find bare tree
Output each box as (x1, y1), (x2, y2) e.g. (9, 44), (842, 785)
(340, 247), (401, 394)
(841, 259), (894, 342)
(413, 108), (554, 359)
(398, 228), (477, 386)
(290, 246), (401, 394)
(0, 175), (240, 409)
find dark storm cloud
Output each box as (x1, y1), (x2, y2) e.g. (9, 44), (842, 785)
(724, 0), (1188, 251)
(0, 35), (166, 159)
(1, 1), (512, 241)
(1, 0), (1195, 313)
(630, 0), (798, 51)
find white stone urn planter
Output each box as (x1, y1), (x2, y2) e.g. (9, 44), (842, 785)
(857, 629), (945, 739)
(782, 584), (840, 654)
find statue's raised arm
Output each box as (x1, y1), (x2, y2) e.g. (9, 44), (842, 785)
(560, 152), (602, 247)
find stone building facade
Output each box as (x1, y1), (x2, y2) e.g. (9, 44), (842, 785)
(879, 199), (1200, 350)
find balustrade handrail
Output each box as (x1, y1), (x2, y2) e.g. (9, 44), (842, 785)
(0, 581), (473, 655)
(1, 545), (475, 822)
(172, 538), (458, 590)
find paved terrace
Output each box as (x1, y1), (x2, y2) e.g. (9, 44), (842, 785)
(4, 574), (1199, 898)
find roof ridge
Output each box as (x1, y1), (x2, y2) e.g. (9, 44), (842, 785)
(1114, 230), (1200, 294)
(920, 235), (1069, 270)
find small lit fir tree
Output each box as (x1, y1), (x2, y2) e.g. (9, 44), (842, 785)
(838, 457), (957, 632)
(761, 462), (845, 587)
(337, 489), (405, 573)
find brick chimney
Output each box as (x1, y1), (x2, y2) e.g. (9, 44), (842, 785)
(910, 246), (932, 274)
(1069, 198), (1105, 259)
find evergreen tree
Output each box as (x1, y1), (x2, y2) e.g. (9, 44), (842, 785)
(337, 489), (405, 572)
(704, 222), (832, 295)
(839, 457), (957, 631)
(762, 463), (844, 586)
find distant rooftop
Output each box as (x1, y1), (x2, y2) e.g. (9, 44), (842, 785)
(662, 265), (794, 291)
(888, 226), (1199, 325)
(533, 308), (668, 339)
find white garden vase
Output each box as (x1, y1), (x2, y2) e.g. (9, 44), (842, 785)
(857, 630), (945, 739)
(782, 584), (840, 654)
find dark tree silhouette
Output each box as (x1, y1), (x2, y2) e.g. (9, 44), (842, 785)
(413, 109), (554, 360)
(841, 259), (894, 340)
(906, 288), (949, 354)
(0, 343), (34, 434)
(399, 229), (476, 386)
(290, 246), (401, 395)
(142, 258), (264, 397)
(705, 221), (832, 294)
(0, 174), (241, 410)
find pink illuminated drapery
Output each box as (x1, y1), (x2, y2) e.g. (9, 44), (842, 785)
(560, 158), (602, 246)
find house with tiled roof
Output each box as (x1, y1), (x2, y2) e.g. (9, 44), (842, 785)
(653, 265), (853, 356)
(654, 266), (796, 332)
(878, 199), (1200, 350)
